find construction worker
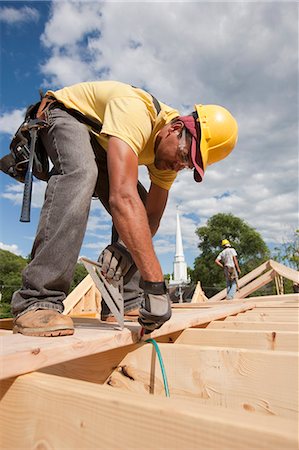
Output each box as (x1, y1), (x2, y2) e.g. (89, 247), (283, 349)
(11, 81), (238, 336)
(215, 239), (241, 299)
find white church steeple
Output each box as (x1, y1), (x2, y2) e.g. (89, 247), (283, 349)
(171, 208), (188, 284)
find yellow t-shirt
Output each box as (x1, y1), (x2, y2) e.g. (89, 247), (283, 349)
(47, 81), (180, 190)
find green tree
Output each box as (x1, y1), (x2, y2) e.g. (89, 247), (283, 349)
(191, 213), (270, 297)
(0, 250), (89, 318)
(273, 230), (299, 270)
(0, 250), (28, 318)
(69, 262), (88, 291)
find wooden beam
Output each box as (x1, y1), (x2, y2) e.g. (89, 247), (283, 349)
(207, 321), (299, 331)
(253, 304), (299, 309)
(191, 281), (208, 302)
(235, 269), (275, 299)
(0, 330), (11, 336)
(209, 260), (271, 302)
(275, 274), (284, 295)
(175, 328), (298, 351)
(225, 312), (299, 323)
(63, 275), (101, 315)
(171, 294), (298, 309)
(269, 260), (299, 284)
(241, 293), (298, 303)
(0, 303), (253, 380)
(241, 310), (299, 320)
(1, 372), (297, 450)
(105, 344), (298, 420)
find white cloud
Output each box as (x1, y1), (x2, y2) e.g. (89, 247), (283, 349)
(0, 6), (39, 24)
(0, 108), (26, 135)
(41, 2), (298, 264)
(41, 2), (102, 48)
(1, 180), (46, 208)
(0, 241), (22, 255)
(2, 2), (297, 275)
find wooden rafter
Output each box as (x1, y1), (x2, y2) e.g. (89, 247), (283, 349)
(209, 260), (299, 302)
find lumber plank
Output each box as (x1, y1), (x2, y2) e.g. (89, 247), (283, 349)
(207, 321), (299, 331)
(269, 260), (299, 284)
(235, 269), (275, 299)
(241, 312), (298, 320)
(172, 293), (298, 308)
(0, 329), (11, 336)
(241, 293), (298, 303)
(1, 372), (297, 450)
(0, 303), (253, 380)
(175, 328), (298, 351)
(254, 304), (299, 309)
(105, 344), (298, 420)
(225, 312), (299, 323)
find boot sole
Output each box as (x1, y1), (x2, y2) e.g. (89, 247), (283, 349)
(13, 325), (74, 337)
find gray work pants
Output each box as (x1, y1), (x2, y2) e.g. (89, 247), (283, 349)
(11, 107), (144, 317)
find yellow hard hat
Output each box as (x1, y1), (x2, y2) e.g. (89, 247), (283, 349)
(222, 239), (231, 247)
(180, 105), (238, 182)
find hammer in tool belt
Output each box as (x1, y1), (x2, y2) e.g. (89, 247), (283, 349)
(20, 118), (48, 223)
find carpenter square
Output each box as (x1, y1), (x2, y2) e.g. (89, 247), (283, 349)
(80, 257), (124, 330)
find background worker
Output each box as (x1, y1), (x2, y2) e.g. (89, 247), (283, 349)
(11, 80), (238, 336)
(215, 239), (241, 300)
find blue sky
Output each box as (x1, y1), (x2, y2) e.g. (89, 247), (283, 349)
(0, 1), (298, 275)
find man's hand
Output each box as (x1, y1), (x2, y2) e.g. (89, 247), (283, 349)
(138, 281), (172, 333)
(98, 242), (136, 282)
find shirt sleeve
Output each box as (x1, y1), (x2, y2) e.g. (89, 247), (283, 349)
(101, 97), (152, 156)
(147, 163), (177, 191)
(216, 252), (222, 261)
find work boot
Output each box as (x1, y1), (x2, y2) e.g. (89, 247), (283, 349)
(13, 310), (74, 337)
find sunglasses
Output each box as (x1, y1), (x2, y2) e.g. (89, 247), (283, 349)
(177, 127), (194, 169)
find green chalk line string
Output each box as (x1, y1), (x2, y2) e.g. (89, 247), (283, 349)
(145, 338), (170, 398)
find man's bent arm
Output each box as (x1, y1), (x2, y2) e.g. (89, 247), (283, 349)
(215, 259), (224, 269)
(107, 137), (164, 282)
(146, 182), (168, 236)
(233, 256), (241, 273)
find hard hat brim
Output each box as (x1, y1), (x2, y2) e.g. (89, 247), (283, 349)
(192, 131), (209, 183)
(179, 115), (206, 183)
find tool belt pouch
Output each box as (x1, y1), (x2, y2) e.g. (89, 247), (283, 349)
(226, 266), (237, 281)
(0, 102), (50, 183)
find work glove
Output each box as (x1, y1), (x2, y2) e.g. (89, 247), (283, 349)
(138, 281), (172, 333)
(98, 241), (137, 283)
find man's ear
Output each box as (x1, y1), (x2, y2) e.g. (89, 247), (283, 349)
(170, 120), (184, 134)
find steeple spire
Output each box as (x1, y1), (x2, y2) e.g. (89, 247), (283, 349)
(172, 208), (188, 284)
